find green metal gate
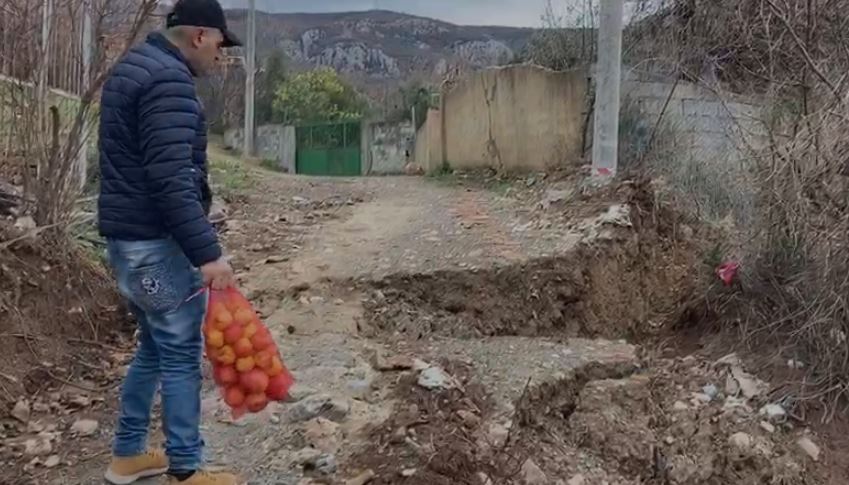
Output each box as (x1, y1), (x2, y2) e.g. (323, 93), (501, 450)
(295, 121), (362, 176)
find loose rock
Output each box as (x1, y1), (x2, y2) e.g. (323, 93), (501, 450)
(11, 399), (30, 423)
(285, 384), (316, 403)
(797, 436), (820, 462)
(346, 379), (372, 400)
(760, 421), (776, 433)
(389, 426), (407, 444)
(304, 418), (342, 453)
(485, 422), (511, 448)
(288, 395), (350, 423)
(373, 351), (415, 371)
(520, 458), (547, 485)
(43, 455), (61, 468)
(312, 453), (337, 475)
(345, 469), (375, 485)
(291, 447), (323, 466)
(417, 366), (455, 390)
(730, 366), (769, 400)
(759, 404), (787, 421)
(70, 419), (99, 437)
(24, 435), (52, 456)
(567, 475), (586, 485)
(457, 410), (481, 428)
(729, 432), (753, 451)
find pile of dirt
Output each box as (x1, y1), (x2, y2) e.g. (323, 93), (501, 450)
(0, 227), (134, 483)
(348, 354), (832, 485)
(344, 359), (495, 485)
(362, 181), (706, 342)
(506, 354), (830, 484)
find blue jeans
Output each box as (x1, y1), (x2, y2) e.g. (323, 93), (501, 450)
(107, 238), (206, 472)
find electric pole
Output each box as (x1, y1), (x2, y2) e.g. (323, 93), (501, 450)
(591, 0), (624, 181)
(243, 0), (256, 157)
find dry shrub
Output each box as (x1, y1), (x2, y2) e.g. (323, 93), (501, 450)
(604, 0), (849, 416)
(0, 0), (158, 400)
(743, 110), (849, 418)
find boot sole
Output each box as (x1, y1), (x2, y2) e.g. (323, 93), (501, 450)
(104, 466), (168, 484)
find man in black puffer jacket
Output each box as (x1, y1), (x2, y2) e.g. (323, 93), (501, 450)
(98, 1), (240, 484)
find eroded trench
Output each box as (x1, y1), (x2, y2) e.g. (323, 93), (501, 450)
(360, 231), (692, 342)
(340, 228), (825, 484)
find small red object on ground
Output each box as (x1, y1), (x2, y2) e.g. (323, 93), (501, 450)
(716, 261), (740, 286)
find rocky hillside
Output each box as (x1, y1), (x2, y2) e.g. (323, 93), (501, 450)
(224, 9), (534, 82)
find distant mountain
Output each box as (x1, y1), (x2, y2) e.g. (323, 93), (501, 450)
(224, 9), (535, 84)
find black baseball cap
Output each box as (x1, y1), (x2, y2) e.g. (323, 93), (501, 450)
(166, 0), (242, 48)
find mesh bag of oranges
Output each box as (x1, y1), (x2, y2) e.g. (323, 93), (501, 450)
(204, 288), (294, 418)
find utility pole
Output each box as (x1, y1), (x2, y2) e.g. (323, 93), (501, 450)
(591, 0), (624, 181)
(243, 0), (256, 157)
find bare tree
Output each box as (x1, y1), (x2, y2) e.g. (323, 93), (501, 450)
(0, 0), (158, 228)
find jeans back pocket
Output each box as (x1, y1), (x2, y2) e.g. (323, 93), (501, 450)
(126, 258), (189, 315)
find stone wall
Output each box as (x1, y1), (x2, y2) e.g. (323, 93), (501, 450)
(619, 76), (766, 222)
(620, 79), (766, 167)
(415, 65), (588, 173)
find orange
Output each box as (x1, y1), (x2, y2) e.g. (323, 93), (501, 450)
(245, 393), (268, 413)
(209, 302), (228, 319)
(254, 350), (273, 370)
(212, 317), (230, 331)
(243, 323), (258, 340)
(250, 330), (274, 352)
(223, 324), (243, 345)
(215, 307), (233, 326)
(224, 296), (240, 313)
(206, 329), (225, 349)
(240, 369), (269, 394)
(267, 373), (294, 401)
(214, 366), (239, 386)
(236, 356), (256, 373)
(233, 338), (254, 358)
(267, 357), (284, 377)
(234, 308), (254, 326)
(217, 346), (236, 366)
(224, 386), (246, 408)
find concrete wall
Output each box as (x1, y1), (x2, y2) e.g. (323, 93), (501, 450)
(224, 124), (296, 173)
(365, 120), (415, 174)
(415, 65), (587, 173)
(414, 109), (443, 173)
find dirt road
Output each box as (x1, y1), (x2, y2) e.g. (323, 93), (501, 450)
(39, 167), (835, 484)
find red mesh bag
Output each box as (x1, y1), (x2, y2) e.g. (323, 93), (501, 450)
(203, 288), (294, 418)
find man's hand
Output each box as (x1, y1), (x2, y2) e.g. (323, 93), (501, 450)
(201, 257), (235, 290)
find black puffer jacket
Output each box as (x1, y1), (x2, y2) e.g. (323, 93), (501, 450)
(98, 32), (220, 267)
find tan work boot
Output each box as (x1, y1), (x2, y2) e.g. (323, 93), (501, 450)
(104, 449), (168, 484)
(166, 470), (241, 484)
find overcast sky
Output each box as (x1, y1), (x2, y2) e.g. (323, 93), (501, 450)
(218, 0), (561, 27)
